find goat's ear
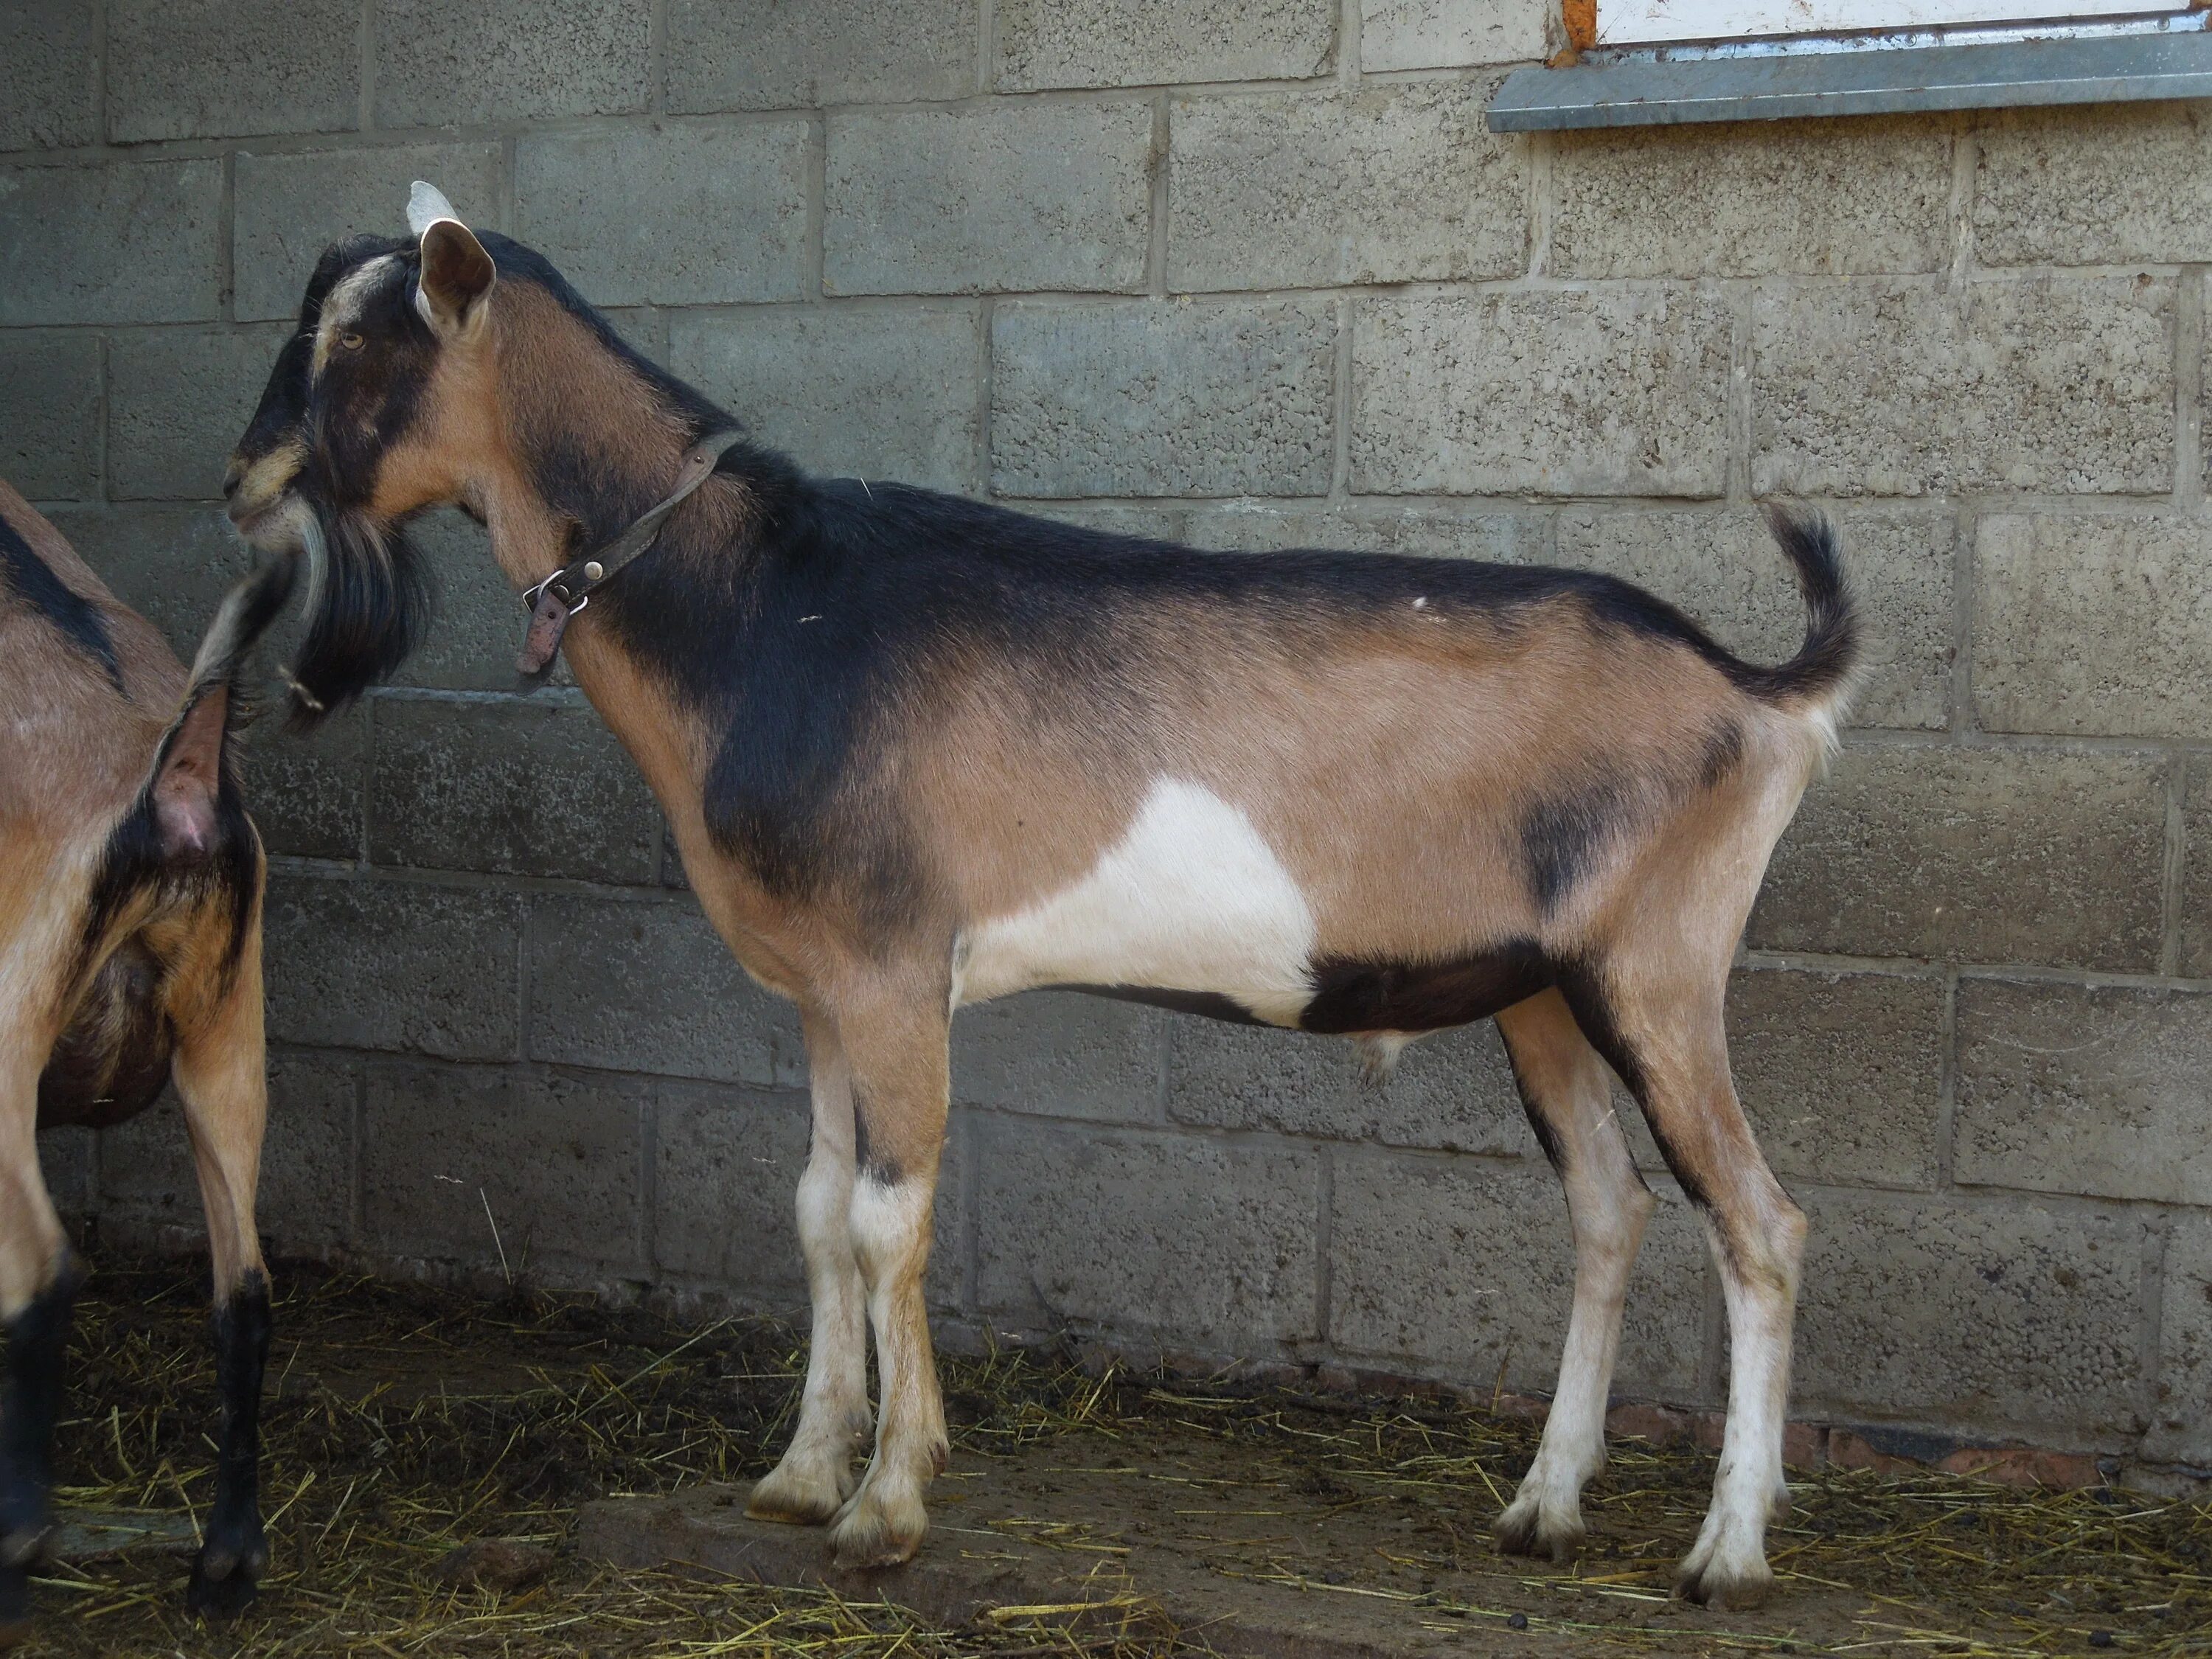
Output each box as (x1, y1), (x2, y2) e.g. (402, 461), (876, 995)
(416, 217), (495, 338)
(150, 687), (229, 857)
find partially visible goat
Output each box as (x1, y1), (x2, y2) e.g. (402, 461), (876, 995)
(0, 480), (294, 1641)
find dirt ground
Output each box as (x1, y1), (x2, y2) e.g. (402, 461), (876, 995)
(13, 1253), (2212, 1657)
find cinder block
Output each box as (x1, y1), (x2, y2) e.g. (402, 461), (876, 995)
(995, 0), (1335, 88)
(107, 0), (358, 143)
(826, 102), (1153, 296)
(0, 3), (97, 149)
(2184, 757), (2212, 978)
(1974, 513), (2212, 740)
(1362, 0), (1545, 68)
(264, 874), (524, 1060)
(1751, 745), (2168, 973)
(1329, 1150), (1708, 1397)
(45, 506), (251, 658)
(1975, 104), (2212, 267)
(1552, 119), (1950, 279)
(1169, 81), (1521, 291)
(515, 122), (810, 308)
(1167, 1018), (1528, 1156)
(974, 1121), (1321, 1344)
(35, 1127), (93, 1218)
(1728, 968), (1944, 1190)
(1554, 507), (1952, 730)
(2146, 1208), (2212, 1464)
(1352, 290), (1731, 497)
(952, 991), (1164, 1123)
(1185, 501), (1551, 563)
(1955, 980), (2212, 1206)
(1013, 500), (1196, 543)
(98, 1054), (357, 1252)
(652, 1083), (811, 1289)
(667, 0), (978, 111)
(243, 704), (366, 862)
(653, 1084), (970, 1309)
(992, 299), (1335, 497)
(259, 1050), (361, 1253)
(369, 696), (661, 883)
(1795, 1189), (2144, 1439)
(234, 145), (503, 323)
(527, 896), (801, 1085)
(364, 1062), (645, 1273)
(372, 0), (649, 125)
(386, 509), (568, 692)
(106, 325), (292, 501)
(1751, 276), (2174, 498)
(667, 305), (981, 494)
(0, 159), (223, 326)
(0, 334), (100, 501)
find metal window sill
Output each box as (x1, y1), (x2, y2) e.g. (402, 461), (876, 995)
(1486, 28), (2212, 129)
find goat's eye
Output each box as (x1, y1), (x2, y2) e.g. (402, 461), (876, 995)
(339, 332), (364, 351)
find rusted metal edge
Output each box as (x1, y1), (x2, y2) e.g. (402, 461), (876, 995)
(1487, 29), (2212, 128)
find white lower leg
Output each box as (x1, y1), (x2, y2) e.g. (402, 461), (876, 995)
(1497, 1153), (1653, 1562)
(749, 1152), (872, 1523)
(830, 1176), (946, 1565)
(1679, 1203), (1804, 1608)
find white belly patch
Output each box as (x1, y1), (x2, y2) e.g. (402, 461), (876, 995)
(956, 778), (1316, 1025)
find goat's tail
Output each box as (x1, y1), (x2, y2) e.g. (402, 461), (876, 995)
(1737, 504), (1860, 715)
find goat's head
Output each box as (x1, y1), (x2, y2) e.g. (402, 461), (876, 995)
(226, 184), (509, 723)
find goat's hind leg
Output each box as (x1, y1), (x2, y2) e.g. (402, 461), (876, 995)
(168, 916), (274, 1618)
(1562, 966), (1801, 1610)
(749, 1009), (874, 1525)
(1491, 989), (1655, 1565)
(0, 1055), (76, 1646)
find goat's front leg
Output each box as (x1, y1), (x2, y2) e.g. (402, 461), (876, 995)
(748, 1009), (873, 1525)
(1492, 989), (1655, 1565)
(168, 919), (272, 1619)
(0, 1054), (74, 1644)
(822, 985), (950, 1568)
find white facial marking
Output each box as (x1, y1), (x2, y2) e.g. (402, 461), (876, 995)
(957, 777), (1316, 1023)
(406, 179), (459, 237)
(312, 253), (400, 377)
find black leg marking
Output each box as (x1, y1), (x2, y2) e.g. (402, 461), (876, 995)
(0, 1257), (82, 1637)
(1500, 1037), (1571, 1178)
(1556, 964), (1725, 1223)
(186, 1271), (271, 1619)
(851, 1088), (902, 1186)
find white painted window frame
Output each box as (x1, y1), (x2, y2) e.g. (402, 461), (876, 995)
(1593, 0), (2191, 47)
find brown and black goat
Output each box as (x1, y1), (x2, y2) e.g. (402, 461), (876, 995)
(223, 182), (1860, 1609)
(0, 481), (294, 1639)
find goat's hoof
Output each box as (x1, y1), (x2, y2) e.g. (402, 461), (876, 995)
(1492, 1498), (1585, 1566)
(748, 1456), (857, 1527)
(1675, 1552), (1773, 1611)
(186, 1539), (265, 1620)
(827, 1486), (926, 1569)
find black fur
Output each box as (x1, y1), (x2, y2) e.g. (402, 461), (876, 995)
(186, 1273), (271, 1618)
(851, 1085), (902, 1186)
(1301, 943), (1554, 1035)
(1520, 774), (1635, 919)
(0, 1256), (82, 1630)
(1699, 718), (1746, 790)
(0, 517), (122, 695)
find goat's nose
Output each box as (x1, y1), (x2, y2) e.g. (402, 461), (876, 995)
(220, 458), (244, 499)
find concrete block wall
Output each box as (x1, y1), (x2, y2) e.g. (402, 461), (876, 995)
(7, 0), (2212, 1473)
